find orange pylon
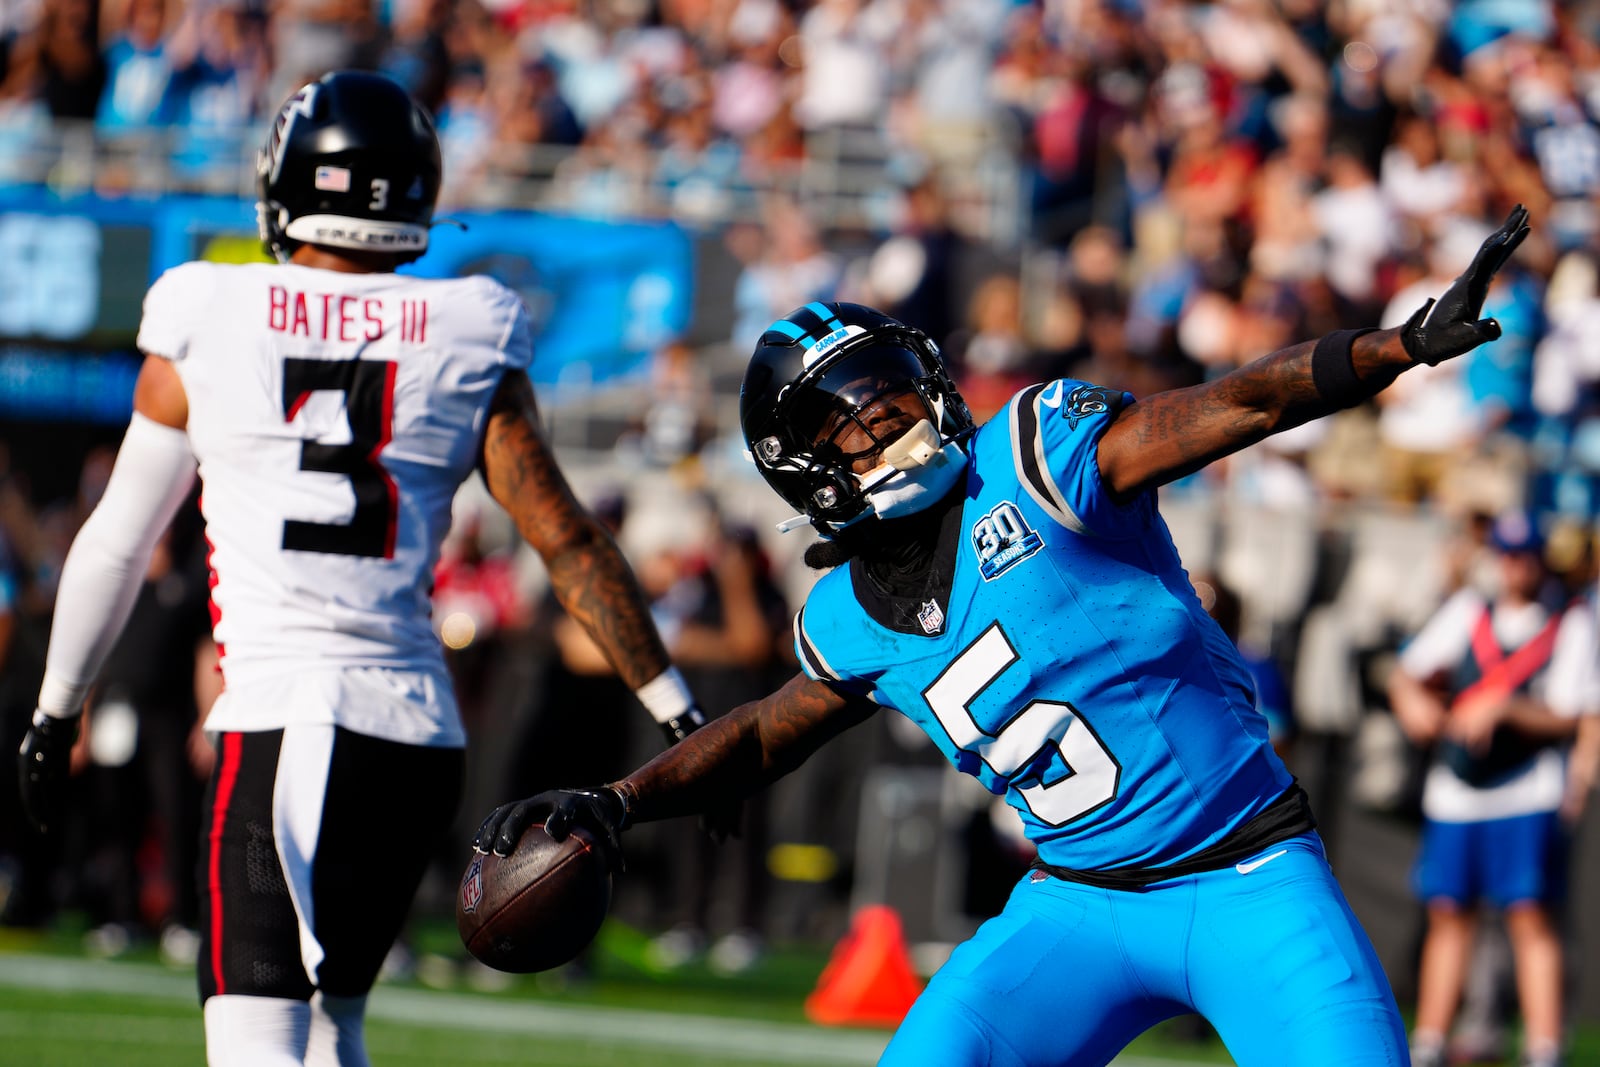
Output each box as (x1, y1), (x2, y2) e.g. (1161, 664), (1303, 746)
(804, 905), (925, 1028)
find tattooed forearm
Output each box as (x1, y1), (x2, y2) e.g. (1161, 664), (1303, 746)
(480, 371), (672, 688)
(1101, 326), (1413, 499)
(614, 706), (765, 822)
(542, 538), (672, 688)
(615, 676), (874, 823)
(1195, 325), (1412, 437)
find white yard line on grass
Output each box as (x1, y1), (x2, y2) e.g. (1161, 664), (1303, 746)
(0, 1010), (200, 1047)
(0, 953), (1217, 1067)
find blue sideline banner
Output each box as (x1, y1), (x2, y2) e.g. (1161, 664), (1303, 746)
(0, 191), (693, 421)
(411, 212), (694, 386)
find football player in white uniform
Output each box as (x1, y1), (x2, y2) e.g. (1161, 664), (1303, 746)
(17, 70), (708, 1066)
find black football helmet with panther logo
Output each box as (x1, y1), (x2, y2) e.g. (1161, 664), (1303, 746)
(740, 302), (975, 535)
(257, 70), (442, 263)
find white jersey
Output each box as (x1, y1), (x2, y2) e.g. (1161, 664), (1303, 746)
(1400, 589), (1600, 821)
(139, 260), (533, 745)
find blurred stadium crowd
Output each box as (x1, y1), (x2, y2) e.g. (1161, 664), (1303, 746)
(2, 0), (1600, 1034)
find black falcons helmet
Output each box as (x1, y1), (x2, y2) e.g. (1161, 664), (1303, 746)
(740, 302), (974, 534)
(257, 70), (442, 262)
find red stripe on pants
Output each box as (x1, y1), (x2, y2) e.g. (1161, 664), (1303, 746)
(208, 733), (244, 995)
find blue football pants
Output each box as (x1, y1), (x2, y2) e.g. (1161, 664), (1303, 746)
(879, 833), (1406, 1067)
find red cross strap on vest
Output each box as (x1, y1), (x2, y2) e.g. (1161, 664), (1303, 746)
(1457, 605), (1564, 710)
(1440, 603), (1567, 786)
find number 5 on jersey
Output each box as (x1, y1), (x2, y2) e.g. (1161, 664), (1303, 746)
(282, 357), (399, 558)
(924, 623), (1120, 826)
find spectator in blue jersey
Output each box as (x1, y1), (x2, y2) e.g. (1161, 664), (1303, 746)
(96, 0), (173, 134)
(377, 0), (450, 116)
(1531, 250), (1600, 519)
(160, 1), (269, 179)
(1388, 509), (1600, 1067)
(476, 207), (1533, 1066)
(1508, 39), (1600, 254)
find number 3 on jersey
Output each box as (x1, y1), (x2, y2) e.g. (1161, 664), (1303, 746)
(925, 623), (1120, 826)
(282, 357), (399, 558)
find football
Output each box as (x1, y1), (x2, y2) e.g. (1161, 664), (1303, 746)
(456, 822), (613, 973)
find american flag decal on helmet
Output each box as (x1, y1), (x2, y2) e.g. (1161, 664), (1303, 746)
(314, 166), (351, 192)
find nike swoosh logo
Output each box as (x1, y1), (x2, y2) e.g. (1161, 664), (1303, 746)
(1040, 380), (1065, 408)
(1235, 849), (1289, 875)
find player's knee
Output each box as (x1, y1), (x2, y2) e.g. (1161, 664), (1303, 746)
(1232, 996), (1406, 1067)
(306, 991), (369, 1067)
(880, 992), (1008, 1067)
(204, 993), (311, 1066)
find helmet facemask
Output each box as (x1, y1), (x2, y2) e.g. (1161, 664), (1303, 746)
(751, 334), (972, 534)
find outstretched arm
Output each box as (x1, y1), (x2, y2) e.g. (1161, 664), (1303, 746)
(1097, 206), (1529, 501)
(479, 369), (672, 691)
(1097, 328), (1406, 500)
(473, 673), (875, 854)
(615, 673), (876, 823)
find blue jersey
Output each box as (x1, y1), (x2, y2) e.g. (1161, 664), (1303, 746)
(97, 39), (171, 131)
(793, 380), (1293, 872)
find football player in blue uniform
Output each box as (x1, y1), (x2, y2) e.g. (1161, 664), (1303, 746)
(475, 206), (1529, 1066)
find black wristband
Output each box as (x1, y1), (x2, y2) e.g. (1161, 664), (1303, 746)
(605, 784), (634, 830)
(660, 705), (707, 744)
(1310, 328), (1380, 410)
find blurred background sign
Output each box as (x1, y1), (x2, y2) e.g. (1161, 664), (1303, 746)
(412, 212), (693, 386)
(0, 200), (151, 348)
(0, 192), (155, 427)
(0, 193), (693, 425)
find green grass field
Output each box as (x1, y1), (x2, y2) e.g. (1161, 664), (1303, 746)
(0, 920), (1244, 1066)
(14, 917), (1600, 1066)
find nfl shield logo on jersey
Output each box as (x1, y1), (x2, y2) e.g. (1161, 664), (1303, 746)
(918, 599), (946, 635)
(460, 855), (483, 914)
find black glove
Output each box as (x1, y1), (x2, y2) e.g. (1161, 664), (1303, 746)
(1401, 204), (1530, 365)
(473, 786), (628, 867)
(659, 705), (708, 745)
(18, 711), (79, 835)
